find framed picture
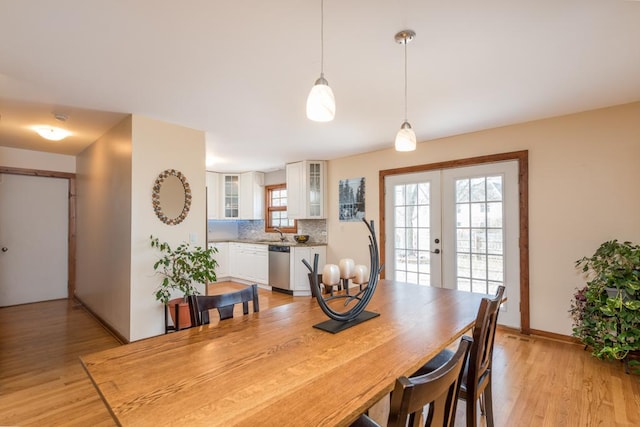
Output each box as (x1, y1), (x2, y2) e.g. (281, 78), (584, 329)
(339, 177), (365, 222)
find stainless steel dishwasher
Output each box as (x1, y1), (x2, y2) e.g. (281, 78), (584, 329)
(268, 245), (291, 292)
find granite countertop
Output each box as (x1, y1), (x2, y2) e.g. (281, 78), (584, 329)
(208, 239), (327, 247)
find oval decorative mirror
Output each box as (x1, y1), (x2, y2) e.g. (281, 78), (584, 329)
(152, 169), (192, 225)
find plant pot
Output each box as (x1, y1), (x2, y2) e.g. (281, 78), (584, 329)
(168, 298), (192, 330)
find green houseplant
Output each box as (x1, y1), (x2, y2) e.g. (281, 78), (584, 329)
(571, 240), (640, 373)
(150, 235), (218, 329)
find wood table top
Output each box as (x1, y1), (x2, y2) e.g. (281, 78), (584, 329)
(80, 281), (486, 427)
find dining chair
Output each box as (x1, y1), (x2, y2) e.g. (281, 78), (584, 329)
(351, 336), (473, 427)
(413, 285), (505, 427)
(188, 284), (260, 326)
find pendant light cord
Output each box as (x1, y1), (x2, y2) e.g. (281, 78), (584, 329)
(320, 0), (325, 77)
(404, 38), (408, 122)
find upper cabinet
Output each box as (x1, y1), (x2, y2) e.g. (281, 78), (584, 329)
(207, 171), (264, 220)
(222, 174), (240, 219)
(286, 160), (327, 219)
(206, 172), (220, 220)
(239, 171), (264, 220)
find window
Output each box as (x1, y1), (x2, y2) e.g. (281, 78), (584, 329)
(265, 184), (297, 233)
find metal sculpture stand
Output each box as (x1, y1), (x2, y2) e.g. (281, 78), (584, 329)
(302, 218), (383, 333)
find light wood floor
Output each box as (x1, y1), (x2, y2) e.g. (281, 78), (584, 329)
(1, 286), (639, 426)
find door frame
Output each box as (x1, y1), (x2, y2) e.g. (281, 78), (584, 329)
(379, 150), (530, 333)
(0, 166), (76, 300)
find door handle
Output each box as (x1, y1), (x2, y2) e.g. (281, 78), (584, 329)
(1, 247), (7, 252)
(431, 249), (440, 254)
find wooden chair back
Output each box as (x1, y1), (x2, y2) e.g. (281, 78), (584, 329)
(188, 284), (259, 326)
(467, 286), (505, 398)
(388, 336), (472, 427)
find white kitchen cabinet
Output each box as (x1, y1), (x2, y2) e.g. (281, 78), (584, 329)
(290, 245), (326, 296)
(228, 242), (268, 285)
(208, 242), (229, 280)
(206, 172), (221, 219)
(239, 171), (264, 220)
(221, 174), (240, 219)
(210, 172), (264, 220)
(286, 160), (326, 219)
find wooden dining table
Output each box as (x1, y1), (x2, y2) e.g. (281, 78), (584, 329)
(80, 280), (486, 427)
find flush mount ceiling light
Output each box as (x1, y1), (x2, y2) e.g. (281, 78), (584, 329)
(33, 113), (71, 141)
(306, 0), (335, 122)
(394, 30), (417, 152)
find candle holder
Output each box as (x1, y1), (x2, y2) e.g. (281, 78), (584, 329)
(303, 218), (383, 333)
(321, 264), (341, 296)
(339, 258), (355, 295)
(352, 264), (369, 291)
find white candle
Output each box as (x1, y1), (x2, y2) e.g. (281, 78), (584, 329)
(339, 258), (355, 279)
(322, 264), (340, 286)
(353, 264), (369, 284)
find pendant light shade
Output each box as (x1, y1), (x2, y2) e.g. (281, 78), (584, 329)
(394, 30), (416, 152)
(306, 75), (335, 122)
(395, 121), (417, 151)
(307, 0), (335, 122)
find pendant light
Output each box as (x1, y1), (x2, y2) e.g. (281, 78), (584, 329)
(306, 0), (335, 122)
(394, 30), (416, 152)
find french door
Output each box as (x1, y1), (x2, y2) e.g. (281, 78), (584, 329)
(384, 160), (521, 328)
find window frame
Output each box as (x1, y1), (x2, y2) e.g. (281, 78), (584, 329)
(264, 183), (297, 233)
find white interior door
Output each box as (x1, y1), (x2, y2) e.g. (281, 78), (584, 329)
(384, 161), (520, 328)
(0, 173), (68, 306)
(385, 171), (441, 286)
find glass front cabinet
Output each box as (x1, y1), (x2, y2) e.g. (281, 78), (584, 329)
(206, 171), (264, 220)
(286, 160), (326, 219)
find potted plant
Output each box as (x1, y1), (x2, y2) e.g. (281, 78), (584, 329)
(150, 235), (218, 330)
(572, 240), (640, 373)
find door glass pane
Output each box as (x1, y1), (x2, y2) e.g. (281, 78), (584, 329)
(471, 229), (486, 253)
(456, 179), (470, 203)
(487, 202), (503, 227)
(454, 175), (505, 294)
(471, 203), (486, 227)
(393, 181), (432, 286)
(457, 253), (470, 278)
(487, 229), (503, 255)
(470, 178), (486, 202)
(456, 204), (470, 228)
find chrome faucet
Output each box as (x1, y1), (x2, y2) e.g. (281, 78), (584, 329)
(274, 227), (285, 242)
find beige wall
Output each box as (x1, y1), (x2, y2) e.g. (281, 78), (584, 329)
(76, 116), (133, 338)
(75, 115), (205, 342)
(0, 146), (76, 172)
(326, 102), (640, 336)
(130, 115), (206, 341)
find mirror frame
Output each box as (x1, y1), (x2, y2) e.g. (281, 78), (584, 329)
(152, 169), (192, 225)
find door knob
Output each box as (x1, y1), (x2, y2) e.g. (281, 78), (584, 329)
(431, 249), (440, 254)
(1, 247), (7, 252)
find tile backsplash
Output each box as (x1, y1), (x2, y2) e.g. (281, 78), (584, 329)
(208, 219), (327, 244)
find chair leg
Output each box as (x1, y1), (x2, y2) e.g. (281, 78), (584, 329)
(466, 396), (477, 427)
(479, 394), (485, 415)
(484, 382), (495, 427)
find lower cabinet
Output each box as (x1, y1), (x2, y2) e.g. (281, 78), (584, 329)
(210, 242), (326, 293)
(290, 246), (326, 296)
(228, 243), (269, 285)
(208, 242), (229, 280)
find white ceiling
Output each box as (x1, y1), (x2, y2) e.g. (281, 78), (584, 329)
(1, 1), (639, 173)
